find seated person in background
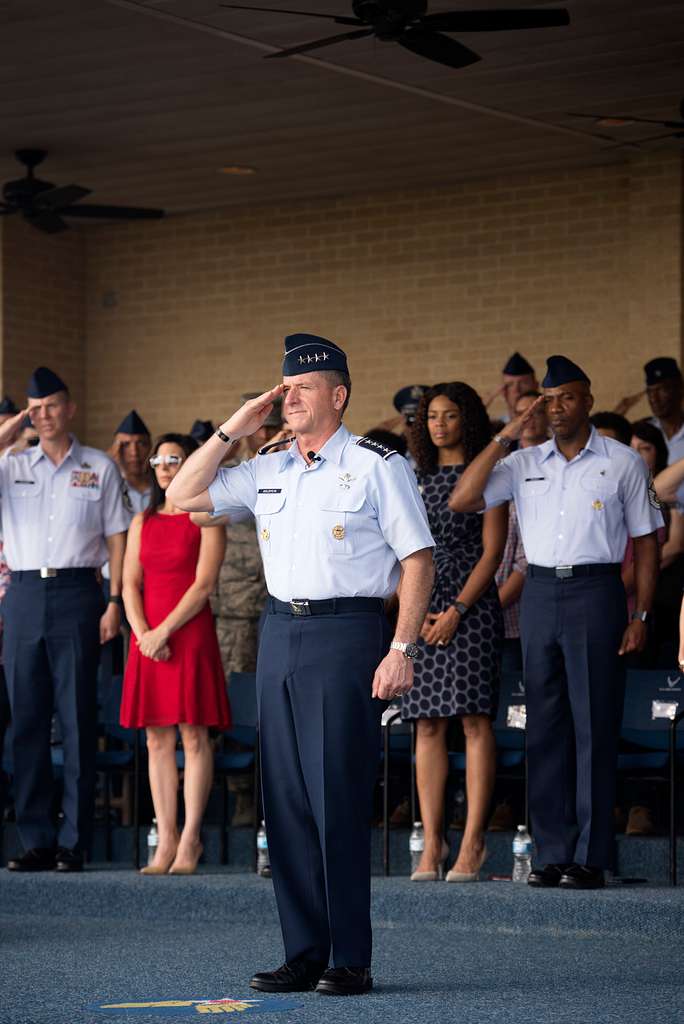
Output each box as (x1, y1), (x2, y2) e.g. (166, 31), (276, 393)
(590, 411), (632, 446)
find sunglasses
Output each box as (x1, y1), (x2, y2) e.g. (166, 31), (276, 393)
(149, 454), (184, 467)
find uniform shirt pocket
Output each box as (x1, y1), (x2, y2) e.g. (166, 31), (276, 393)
(8, 477), (43, 522)
(580, 474), (619, 511)
(67, 484), (102, 526)
(254, 490), (286, 556)
(319, 492), (367, 555)
(518, 477), (551, 520)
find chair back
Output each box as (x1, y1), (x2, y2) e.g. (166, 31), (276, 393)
(493, 671), (526, 750)
(622, 669), (684, 751)
(226, 672), (258, 747)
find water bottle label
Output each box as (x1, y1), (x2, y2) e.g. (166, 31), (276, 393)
(513, 840), (532, 855)
(409, 839), (423, 852)
(257, 837), (268, 850)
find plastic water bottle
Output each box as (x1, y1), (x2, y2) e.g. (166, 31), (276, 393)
(257, 821), (271, 877)
(512, 824), (533, 882)
(409, 822), (424, 873)
(146, 818), (158, 866)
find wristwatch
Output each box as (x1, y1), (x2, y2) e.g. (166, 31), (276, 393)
(631, 610), (649, 623)
(216, 428), (233, 444)
(453, 601), (469, 618)
(493, 433), (513, 451)
(390, 641), (420, 660)
(108, 595), (123, 607)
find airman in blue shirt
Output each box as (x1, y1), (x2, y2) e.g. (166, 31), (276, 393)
(169, 333), (434, 996)
(0, 368), (129, 873)
(451, 355), (661, 890)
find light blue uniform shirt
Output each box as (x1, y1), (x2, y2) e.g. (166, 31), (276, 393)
(102, 478), (151, 579)
(0, 437), (130, 571)
(650, 416), (684, 508)
(208, 424), (434, 602)
(482, 427), (663, 567)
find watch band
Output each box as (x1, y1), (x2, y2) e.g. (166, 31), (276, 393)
(631, 610), (649, 623)
(454, 601), (469, 618)
(493, 433), (513, 451)
(108, 595), (124, 607)
(216, 428), (233, 444)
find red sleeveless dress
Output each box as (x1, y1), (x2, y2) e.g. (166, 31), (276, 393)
(120, 512), (231, 728)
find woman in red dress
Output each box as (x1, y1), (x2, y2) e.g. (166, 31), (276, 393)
(121, 433), (230, 875)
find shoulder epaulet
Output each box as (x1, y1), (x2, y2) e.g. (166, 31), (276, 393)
(355, 436), (399, 460)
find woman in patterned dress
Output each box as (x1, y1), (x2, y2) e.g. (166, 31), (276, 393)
(403, 383), (506, 881)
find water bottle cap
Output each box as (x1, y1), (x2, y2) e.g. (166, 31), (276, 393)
(412, 821), (422, 828)
(260, 820), (266, 827)
(517, 824), (526, 831)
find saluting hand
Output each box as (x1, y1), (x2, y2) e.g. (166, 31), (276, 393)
(0, 407), (30, 449)
(372, 649), (414, 702)
(219, 384), (285, 442)
(498, 394), (546, 443)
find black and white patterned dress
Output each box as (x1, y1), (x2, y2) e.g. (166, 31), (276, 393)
(402, 465), (502, 720)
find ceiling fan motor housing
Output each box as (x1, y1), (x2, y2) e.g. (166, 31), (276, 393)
(353, 0), (427, 36)
(3, 176), (54, 208)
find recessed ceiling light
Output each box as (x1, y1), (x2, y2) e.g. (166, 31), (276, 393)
(218, 166), (257, 175)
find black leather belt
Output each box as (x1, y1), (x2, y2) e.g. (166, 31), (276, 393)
(269, 596), (384, 617)
(12, 568), (97, 581)
(528, 563), (621, 580)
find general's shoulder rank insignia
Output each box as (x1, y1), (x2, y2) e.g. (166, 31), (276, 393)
(648, 473), (662, 510)
(355, 436), (398, 460)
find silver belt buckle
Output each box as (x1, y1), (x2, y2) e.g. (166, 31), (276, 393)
(555, 565), (573, 579)
(40, 567), (57, 579)
(290, 599), (311, 616)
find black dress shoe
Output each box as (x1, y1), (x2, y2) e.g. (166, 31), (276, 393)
(55, 847), (84, 873)
(559, 864), (605, 890)
(250, 959), (327, 992)
(527, 863), (568, 888)
(7, 847), (56, 872)
(315, 968), (373, 996)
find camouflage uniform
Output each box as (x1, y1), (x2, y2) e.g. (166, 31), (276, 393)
(211, 514), (267, 677)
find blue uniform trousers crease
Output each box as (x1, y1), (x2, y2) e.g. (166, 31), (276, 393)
(257, 608), (389, 968)
(520, 574), (627, 868)
(2, 575), (105, 851)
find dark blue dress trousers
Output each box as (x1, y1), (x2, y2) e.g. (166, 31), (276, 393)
(520, 573), (627, 868)
(2, 572), (105, 852)
(257, 605), (389, 968)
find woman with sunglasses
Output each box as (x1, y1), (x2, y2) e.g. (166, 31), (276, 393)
(120, 433), (231, 874)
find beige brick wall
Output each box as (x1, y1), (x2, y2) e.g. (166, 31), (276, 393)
(1, 217), (86, 435)
(2, 153), (682, 449)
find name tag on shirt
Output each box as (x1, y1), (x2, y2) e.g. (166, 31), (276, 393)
(258, 488), (282, 494)
(13, 479), (35, 485)
(524, 477), (546, 482)
(70, 470), (100, 489)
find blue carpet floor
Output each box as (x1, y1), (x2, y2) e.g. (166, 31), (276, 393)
(1, 870), (683, 1024)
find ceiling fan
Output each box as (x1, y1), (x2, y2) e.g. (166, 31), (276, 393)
(219, 0), (570, 69)
(0, 149), (165, 234)
(567, 98), (684, 146)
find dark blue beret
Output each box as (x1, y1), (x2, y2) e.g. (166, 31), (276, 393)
(27, 366), (68, 398)
(503, 352), (535, 376)
(542, 355), (590, 388)
(644, 357), (681, 386)
(282, 334), (348, 377)
(115, 409), (150, 436)
(0, 395), (18, 415)
(393, 385), (429, 418)
(190, 419), (215, 444)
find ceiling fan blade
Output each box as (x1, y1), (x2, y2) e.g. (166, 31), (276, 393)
(219, 4), (362, 26)
(25, 210), (69, 234)
(265, 27), (373, 58)
(566, 111), (679, 128)
(34, 184), (91, 211)
(423, 8), (569, 32)
(618, 130), (681, 145)
(60, 204), (165, 220)
(399, 29), (481, 69)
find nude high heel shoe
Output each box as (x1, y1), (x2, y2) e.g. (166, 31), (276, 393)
(169, 841), (203, 875)
(410, 839), (450, 882)
(445, 844), (488, 883)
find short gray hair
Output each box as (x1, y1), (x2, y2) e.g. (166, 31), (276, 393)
(326, 370), (352, 416)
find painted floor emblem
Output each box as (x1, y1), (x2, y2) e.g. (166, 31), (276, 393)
(89, 996), (302, 1015)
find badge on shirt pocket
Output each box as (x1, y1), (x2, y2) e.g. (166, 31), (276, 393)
(254, 490), (286, 553)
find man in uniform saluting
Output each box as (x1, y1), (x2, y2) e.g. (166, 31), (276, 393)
(0, 368), (129, 872)
(169, 333), (434, 995)
(451, 355), (661, 889)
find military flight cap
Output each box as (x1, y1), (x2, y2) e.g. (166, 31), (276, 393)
(27, 366), (68, 398)
(282, 334), (348, 376)
(241, 393), (282, 428)
(644, 357), (681, 386)
(0, 395), (18, 415)
(503, 352), (534, 376)
(115, 409), (150, 436)
(542, 355), (591, 388)
(393, 385), (429, 418)
(190, 419), (215, 444)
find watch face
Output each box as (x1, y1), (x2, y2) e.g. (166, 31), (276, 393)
(405, 642), (420, 660)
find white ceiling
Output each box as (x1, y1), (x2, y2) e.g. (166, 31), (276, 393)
(0, 0), (682, 214)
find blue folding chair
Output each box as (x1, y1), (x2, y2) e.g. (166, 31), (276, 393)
(96, 673), (142, 866)
(215, 671), (259, 867)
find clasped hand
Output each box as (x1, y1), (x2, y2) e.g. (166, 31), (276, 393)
(372, 649), (414, 701)
(421, 606), (460, 646)
(138, 626), (171, 662)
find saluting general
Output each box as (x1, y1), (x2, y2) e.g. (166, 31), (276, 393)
(0, 368), (129, 873)
(169, 333), (434, 996)
(451, 355), (661, 890)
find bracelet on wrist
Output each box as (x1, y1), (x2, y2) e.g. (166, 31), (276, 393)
(492, 433), (513, 451)
(216, 428), (233, 444)
(453, 601), (469, 618)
